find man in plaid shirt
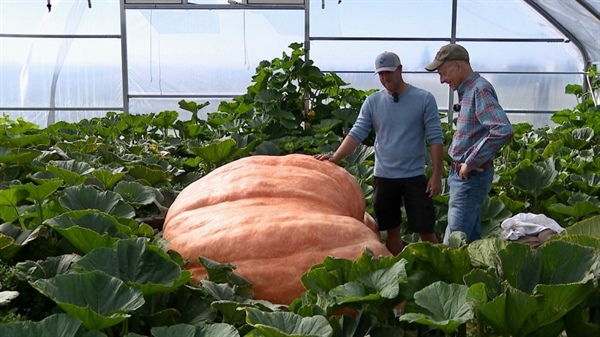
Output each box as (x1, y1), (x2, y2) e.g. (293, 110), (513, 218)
(426, 43), (514, 244)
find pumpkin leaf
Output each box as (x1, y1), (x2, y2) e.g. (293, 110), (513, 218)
(126, 164), (170, 186)
(480, 196), (512, 238)
(475, 285), (542, 337)
(547, 201), (600, 219)
(399, 281), (475, 335)
(0, 313), (101, 337)
(243, 307), (333, 337)
(0, 185), (29, 207)
(21, 179), (64, 203)
(73, 238), (192, 296)
(46, 211), (126, 254)
(202, 280), (254, 302)
(113, 181), (161, 207)
(0, 223), (42, 260)
(563, 214), (600, 236)
(472, 240), (599, 336)
(150, 323), (240, 337)
(398, 242), (472, 284)
(199, 256), (253, 290)
(329, 281), (381, 303)
(355, 258), (407, 299)
(32, 271), (145, 331)
(511, 159), (558, 197)
(0, 147), (41, 165)
(91, 169), (127, 190)
(14, 254), (81, 282)
(59, 185), (136, 219)
(187, 138), (237, 165)
(46, 160), (95, 186)
(569, 173), (600, 195)
(467, 238), (510, 270)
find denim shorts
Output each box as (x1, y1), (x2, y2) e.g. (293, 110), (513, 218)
(372, 175), (435, 233)
(443, 167), (494, 243)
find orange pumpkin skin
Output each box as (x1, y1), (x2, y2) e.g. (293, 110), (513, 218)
(163, 154), (391, 305)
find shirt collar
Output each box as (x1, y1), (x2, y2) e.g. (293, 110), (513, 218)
(457, 72), (480, 98)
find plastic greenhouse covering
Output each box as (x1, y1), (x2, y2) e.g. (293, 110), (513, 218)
(1, 0), (598, 128)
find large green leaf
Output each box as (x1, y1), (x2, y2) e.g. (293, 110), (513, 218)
(0, 223), (42, 260)
(59, 185), (135, 218)
(199, 256), (253, 290)
(0, 185), (29, 207)
(113, 181), (161, 208)
(547, 201), (600, 219)
(570, 173), (600, 195)
(301, 249), (401, 297)
(480, 196), (512, 238)
(499, 243), (541, 294)
(15, 254), (81, 281)
(32, 271), (145, 331)
(0, 313), (105, 337)
(0, 147), (41, 165)
(150, 323), (240, 337)
(473, 240), (599, 336)
(46, 209), (131, 236)
(398, 242), (472, 284)
(126, 164), (170, 186)
(46, 160), (95, 186)
(354, 258), (407, 299)
(91, 169), (127, 190)
(527, 282), (597, 334)
(476, 285), (542, 337)
(467, 238), (510, 270)
(399, 281), (475, 335)
(46, 210), (129, 253)
(329, 282), (381, 304)
(21, 179), (63, 203)
(187, 138), (237, 165)
(73, 238), (191, 295)
(512, 159), (558, 197)
(243, 307), (333, 337)
(563, 214), (600, 236)
(537, 240), (597, 284)
(562, 127), (594, 150)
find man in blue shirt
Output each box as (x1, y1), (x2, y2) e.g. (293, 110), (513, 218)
(316, 51), (444, 255)
(425, 43), (514, 244)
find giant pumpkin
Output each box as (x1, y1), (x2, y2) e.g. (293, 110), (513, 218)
(163, 154), (391, 304)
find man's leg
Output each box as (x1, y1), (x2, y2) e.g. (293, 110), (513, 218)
(402, 175), (438, 244)
(385, 226), (404, 255)
(373, 177), (404, 254)
(419, 232), (438, 244)
(445, 169), (494, 244)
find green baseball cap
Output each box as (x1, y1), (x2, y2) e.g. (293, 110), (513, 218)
(425, 44), (470, 71)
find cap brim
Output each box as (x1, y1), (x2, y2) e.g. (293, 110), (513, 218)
(425, 60), (443, 72)
(374, 66), (398, 74)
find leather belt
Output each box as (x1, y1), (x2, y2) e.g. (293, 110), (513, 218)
(450, 161), (493, 171)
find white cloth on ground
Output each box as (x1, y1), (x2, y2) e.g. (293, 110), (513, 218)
(500, 213), (564, 240)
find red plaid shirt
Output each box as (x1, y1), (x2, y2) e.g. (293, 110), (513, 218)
(449, 73), (514, 168)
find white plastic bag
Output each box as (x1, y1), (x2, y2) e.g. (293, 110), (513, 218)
(500, 213), (564, 240)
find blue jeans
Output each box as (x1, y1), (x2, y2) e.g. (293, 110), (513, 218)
(444, 167), (494, 244)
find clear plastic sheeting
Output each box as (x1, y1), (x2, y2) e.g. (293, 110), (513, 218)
(0, 0), (597, 128)
(528, 0), (600, 63)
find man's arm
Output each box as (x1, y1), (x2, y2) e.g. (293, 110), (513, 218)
(427, 143), (443, 197)
(314, 136), (360, 163)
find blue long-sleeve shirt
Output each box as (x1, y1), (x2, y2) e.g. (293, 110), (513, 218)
(449, 73), (514, 168)
(348, 85), (444, 179)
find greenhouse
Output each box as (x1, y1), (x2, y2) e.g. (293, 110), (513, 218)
(1, 0), (598, 127)
(0, 1), (599, 337)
